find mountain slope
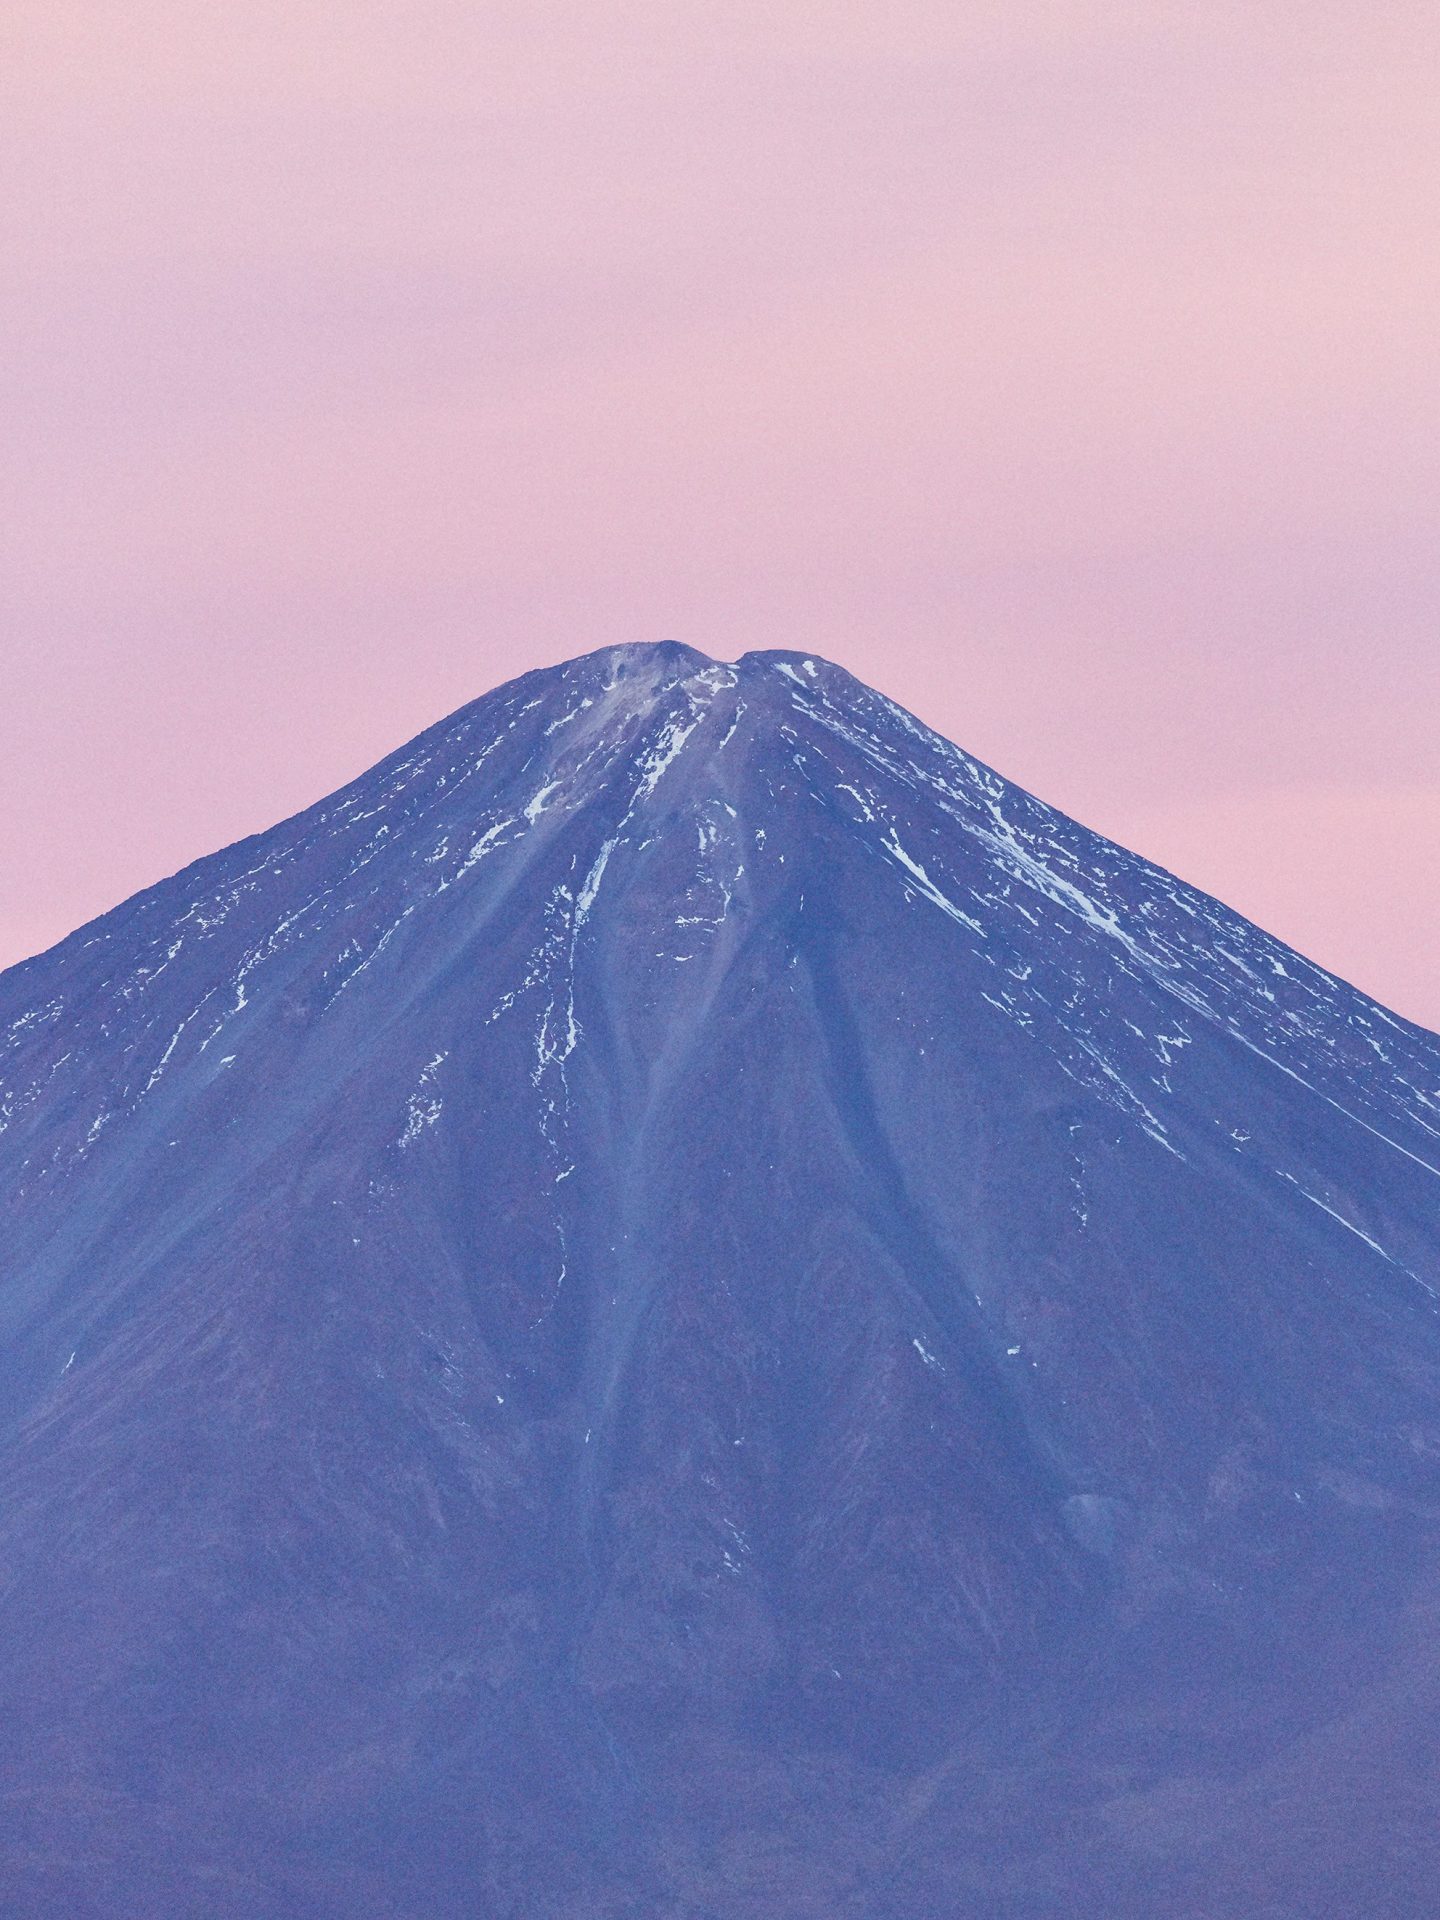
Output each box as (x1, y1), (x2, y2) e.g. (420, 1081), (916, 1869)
(2, 641), (1439, 1917)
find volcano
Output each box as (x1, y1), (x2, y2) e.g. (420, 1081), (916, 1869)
(2, 642), (1439, 1917)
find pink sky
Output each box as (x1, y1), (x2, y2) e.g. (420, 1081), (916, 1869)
(3, 3), (1438, 1026)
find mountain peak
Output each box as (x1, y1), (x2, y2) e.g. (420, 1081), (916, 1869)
(528, 637), (857, 706)
(2, 644), (1438, 1916)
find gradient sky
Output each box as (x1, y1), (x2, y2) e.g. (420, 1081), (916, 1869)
(4, 3), (1438, 1026)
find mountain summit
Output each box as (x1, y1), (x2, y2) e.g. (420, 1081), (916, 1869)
(3, 643), (1439, 1917)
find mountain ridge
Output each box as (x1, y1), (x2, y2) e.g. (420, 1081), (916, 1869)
(2, 641), (1439, 1916)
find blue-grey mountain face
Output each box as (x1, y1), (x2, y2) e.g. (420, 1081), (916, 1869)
(2, 642), (1439, 1918)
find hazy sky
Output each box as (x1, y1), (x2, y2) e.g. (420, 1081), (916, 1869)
(4, 3), (1437, 1025)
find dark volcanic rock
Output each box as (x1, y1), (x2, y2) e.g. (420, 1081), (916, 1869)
(2, 641), (1439, 1916)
